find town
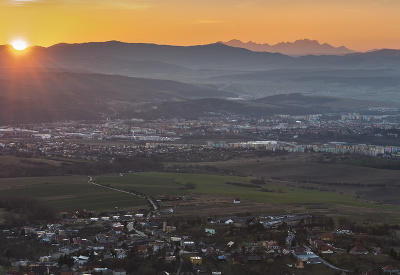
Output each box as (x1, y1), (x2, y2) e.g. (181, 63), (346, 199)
(1, 109), (400, 163)
(2, 204), (400, 275)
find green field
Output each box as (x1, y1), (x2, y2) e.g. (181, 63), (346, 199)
(0, 175), (148, 211)
(1, 172), (400, 217)
(324, 252), (398, 272)
(97, 172), (399, 208)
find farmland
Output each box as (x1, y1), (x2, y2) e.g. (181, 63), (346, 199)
(0, 175), (148, 211)
(96, 172), (400, 223)
(177, 153), (400, 204)
(0, 170), (399, 223)
(97, 172), (366, 206)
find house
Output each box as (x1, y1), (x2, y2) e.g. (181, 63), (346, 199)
(190, 256), (202, 266)
(165, 226), (176, 233)
(150, 241), (167, 252)
(218, 255), (227, 261)
(383, 265), (399, 274)
(336, 229), (353, 235)
(321, 233), (334, 241)
(181, 240), (195, 248)
(312, 240), (325, 250)
(39, 256), (53, 262)
(232, 257), (243, 265)
(266, 241), (280, 250)
(295, 259), (305, 269)
(165, 256), (176, 263)
(320, 246), (334, 254)
(137, 245), (148, 254)
(30, 266), (50, 275)
(56, 235), (70, 244)
(233, 198), (241, 204)
(205, 228), (216, 236)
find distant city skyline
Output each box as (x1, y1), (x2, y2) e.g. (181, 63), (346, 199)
(0, 0), (399, 52)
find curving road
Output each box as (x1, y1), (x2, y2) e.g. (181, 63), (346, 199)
(303, 245), (352, 273)
(89, 176), (158, 212)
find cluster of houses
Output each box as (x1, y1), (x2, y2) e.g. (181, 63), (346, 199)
(2, 210), (400, 275)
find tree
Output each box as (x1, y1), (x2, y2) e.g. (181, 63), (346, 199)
(390, 247), (398, 260)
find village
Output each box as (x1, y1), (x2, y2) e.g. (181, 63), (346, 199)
(1, 203), (400, 275)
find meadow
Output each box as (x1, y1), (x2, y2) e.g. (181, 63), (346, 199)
(96, 172), (400, 223)
(98, 172), (365, 205)
(0, 175), (148, 211)
(106, 172), (400, 206)
(0, 171), (399, 223)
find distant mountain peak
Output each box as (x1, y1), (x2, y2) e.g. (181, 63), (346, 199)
(222, 39), (356, 56)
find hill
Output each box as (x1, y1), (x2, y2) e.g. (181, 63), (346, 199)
(0, 70), (233, 123)
(117, 94), (400, 120)
(255, 93), (400, 111)
(2, 42), (293, 71)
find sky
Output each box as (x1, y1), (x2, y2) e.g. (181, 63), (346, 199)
(0, 0), (399, 52)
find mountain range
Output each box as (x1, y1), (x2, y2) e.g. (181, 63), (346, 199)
(221, 39), (356, 56)
(1, 41), (400, 123)
(3, 41), (400, 75)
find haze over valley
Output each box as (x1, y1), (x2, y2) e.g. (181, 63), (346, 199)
(2, 41), (400, 123)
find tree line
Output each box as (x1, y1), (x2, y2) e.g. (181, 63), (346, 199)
(0, 195), (56, 226)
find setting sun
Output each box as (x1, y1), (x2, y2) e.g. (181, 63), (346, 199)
(11, 39), (28, 51)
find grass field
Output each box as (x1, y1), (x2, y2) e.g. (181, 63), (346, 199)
(0, 175), (148, 211)
(97, 172), (398, 208)
(178, 153), (400, 204)
(0, 155), (64, 167)
(1, 170), (399, 220)
(95, 172), (400, 223)
(324, 252), (398, 271)
(196, 157), (400, 186)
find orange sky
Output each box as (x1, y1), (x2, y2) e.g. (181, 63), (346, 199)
(1, 0), (399, 52)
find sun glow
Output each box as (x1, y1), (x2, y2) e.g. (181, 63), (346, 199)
(11, 39), (29, 51)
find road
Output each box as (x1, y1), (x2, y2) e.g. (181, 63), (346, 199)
(89, 176), (158, 212)
(318, 256), (352, 272)
(303, 245), (352, 273)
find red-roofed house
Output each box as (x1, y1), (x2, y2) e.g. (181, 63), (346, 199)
(321, 233), (334, 241)
(320, 245), (334, 254)
(266, 240), (280, 250)
(295, 259), (305, 269)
